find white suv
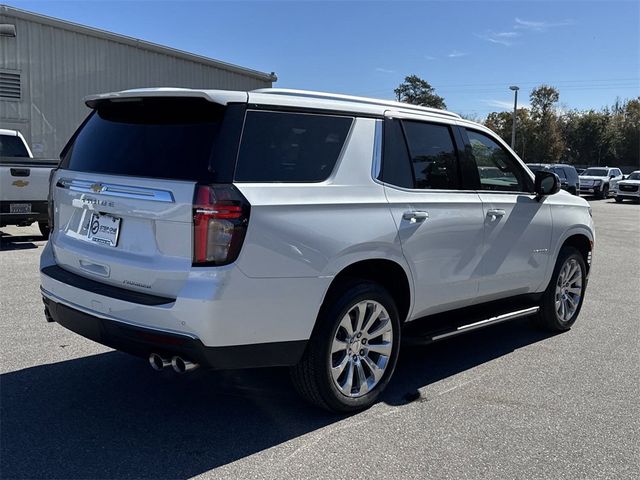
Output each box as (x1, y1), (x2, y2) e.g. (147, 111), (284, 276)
(614, 170), (640, 202)
(579, 167), (623, 198)
(40, 88), (595, 412)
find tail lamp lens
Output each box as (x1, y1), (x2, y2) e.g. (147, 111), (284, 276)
(47, 168), (57, 230)
(193, 185), (250, 266)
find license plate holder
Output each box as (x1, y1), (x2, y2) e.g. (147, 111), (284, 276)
(9, 203), (31, 214)
(87, 212), (121, 247)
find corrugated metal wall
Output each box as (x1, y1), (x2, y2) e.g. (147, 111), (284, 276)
(0, 11), (272, 158)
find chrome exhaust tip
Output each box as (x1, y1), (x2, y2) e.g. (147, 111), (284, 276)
(149, 353), (170, 371)
(171, 356), (199, 373)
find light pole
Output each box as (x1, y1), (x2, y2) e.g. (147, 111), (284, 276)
(509, 85), (519, 148)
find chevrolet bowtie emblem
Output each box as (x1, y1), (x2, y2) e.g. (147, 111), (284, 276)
(12, 180), (29, 187)
(90, 183), (105, 193)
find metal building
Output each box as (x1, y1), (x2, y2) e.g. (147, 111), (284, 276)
(0, 5), (276, 158)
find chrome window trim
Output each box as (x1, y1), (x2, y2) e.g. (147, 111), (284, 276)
(376, 180), (536, 196)
(371, 119), (383, 179)
(57, 178), (175, 203)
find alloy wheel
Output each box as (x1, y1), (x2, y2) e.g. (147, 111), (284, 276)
(555, 258), (583, 323)
(329, 300), (393, 398)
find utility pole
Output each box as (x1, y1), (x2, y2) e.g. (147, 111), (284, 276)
(509, 86), (519, 148)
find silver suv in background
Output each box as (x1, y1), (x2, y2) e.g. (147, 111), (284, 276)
(579, 166), (623, 199)
(41, 88), (594, 412)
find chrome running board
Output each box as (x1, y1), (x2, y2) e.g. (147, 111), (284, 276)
(403, 305), (541, 346)
(430, 307), (540, 341)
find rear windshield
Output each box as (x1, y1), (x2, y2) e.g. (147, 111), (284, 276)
(60, 98), (224, 181)
(0, 134), (30, 157)
(234, 111), (353, 182)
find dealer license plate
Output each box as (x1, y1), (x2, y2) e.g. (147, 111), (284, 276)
(87, 212), (121, 247)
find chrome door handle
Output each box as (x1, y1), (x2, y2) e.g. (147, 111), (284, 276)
(402, 211), (429, 223)
(487, 209), (506, 221)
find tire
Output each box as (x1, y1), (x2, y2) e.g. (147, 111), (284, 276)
(598, 184), (609, 199)
(615, 196), (623, 203)
(290, 280), (401, 412)
(38, 221), (50, 239)
(536, 246), (587, 332)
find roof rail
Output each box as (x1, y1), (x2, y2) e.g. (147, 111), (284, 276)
(252, 88), (461, 119)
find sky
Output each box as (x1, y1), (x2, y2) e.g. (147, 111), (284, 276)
(7, 0), (640, 117)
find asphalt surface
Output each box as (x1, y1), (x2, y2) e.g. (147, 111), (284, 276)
(1, 198), (639, 479)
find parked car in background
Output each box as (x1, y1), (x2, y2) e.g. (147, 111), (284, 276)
(576, 168), (586, 175)
(579, 167), (623, 199)
(527, 164), (580, 195)
(41, 88), (595, 412)
(614, 170), (640, 203)
(0, 129), (57, 238)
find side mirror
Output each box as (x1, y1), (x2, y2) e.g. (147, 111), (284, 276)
(535, 170), (560, 198)
(610, 174), (616, 179)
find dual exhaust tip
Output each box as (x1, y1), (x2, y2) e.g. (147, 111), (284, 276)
(149, 353), (198, 373)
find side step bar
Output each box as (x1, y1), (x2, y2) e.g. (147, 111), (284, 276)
(404, 306), (540, 346)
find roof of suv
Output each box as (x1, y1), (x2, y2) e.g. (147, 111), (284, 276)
(84, 87), (462, 120)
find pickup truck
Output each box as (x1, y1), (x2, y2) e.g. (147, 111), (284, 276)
(0, 129), (57, 238)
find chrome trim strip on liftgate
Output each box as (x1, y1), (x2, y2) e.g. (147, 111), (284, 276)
(430, 306), (540, 342)
(56, 178), (175, 203)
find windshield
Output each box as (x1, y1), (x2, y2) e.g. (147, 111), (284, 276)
(627, 172), (640, 180)
(583, 168), (608, 176)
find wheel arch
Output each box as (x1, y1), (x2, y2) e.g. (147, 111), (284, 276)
(319, 258), (413, 325)
(561, 233), (593, 275)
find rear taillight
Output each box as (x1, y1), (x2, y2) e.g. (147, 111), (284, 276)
(47, 168), (57, 231)
(192, 184), (250, 266)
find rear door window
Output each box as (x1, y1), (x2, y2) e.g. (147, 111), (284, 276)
(60, 97), (225, 182)
(380, 118), (414, 188)
(552, 167), (567, 180)
(234, 111), (353, 182)
(402, 121), (460, 190)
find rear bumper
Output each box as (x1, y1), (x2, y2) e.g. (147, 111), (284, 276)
(42, 291), (307, 369)
(0, 200), (48, 226)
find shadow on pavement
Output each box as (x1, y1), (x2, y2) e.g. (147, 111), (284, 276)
(0, 319), (554, 479)
(0, 230), (45, 251)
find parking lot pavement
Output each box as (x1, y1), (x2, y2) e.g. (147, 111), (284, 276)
(1, 198), (639, 480)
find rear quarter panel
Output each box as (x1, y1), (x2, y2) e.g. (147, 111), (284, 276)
(234, 118), (406, 280)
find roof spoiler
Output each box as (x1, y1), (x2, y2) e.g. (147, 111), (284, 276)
(85, 88), (248, 108)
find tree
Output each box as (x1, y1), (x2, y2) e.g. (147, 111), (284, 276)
(394, 75), (446, 109)
(485, 108), (533, 160)
(482, 92), (640, 170)
(530, 85), (560, 117)
(529, 85), (565, 163)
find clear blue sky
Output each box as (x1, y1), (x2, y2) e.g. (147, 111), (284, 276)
(8, 0), (640, 117)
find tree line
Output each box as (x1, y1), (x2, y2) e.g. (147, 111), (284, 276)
(394, 75), (640, 169)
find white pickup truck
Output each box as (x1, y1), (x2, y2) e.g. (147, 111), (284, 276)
(0, 129), (57, 238)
